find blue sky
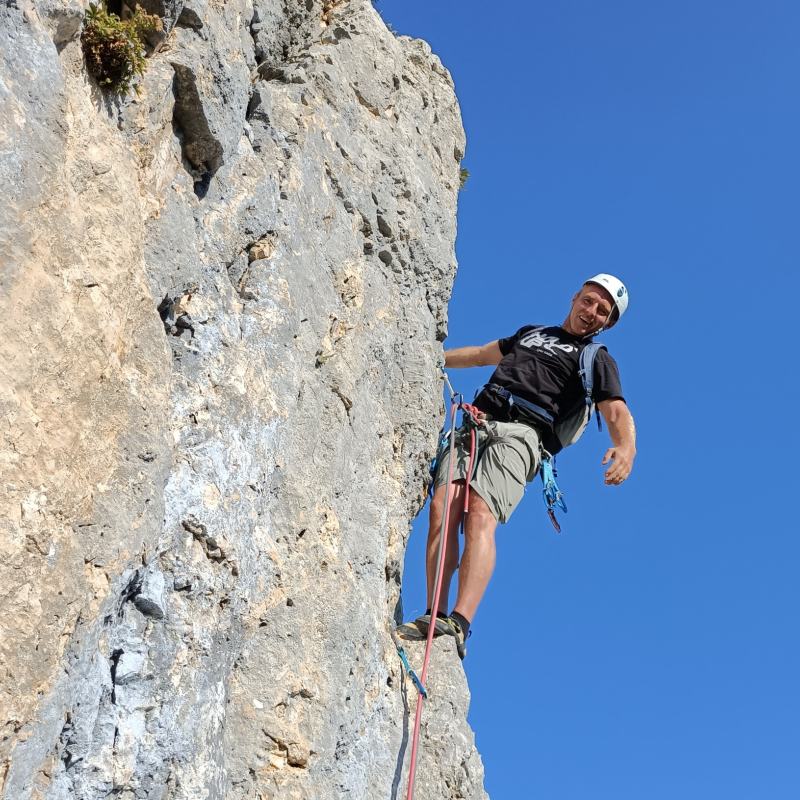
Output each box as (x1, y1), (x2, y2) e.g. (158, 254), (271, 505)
(377, 1), (800, 797)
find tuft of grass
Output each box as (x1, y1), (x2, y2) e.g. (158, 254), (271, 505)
(81, 3), (161, 95)
(459, 168), (470, 190)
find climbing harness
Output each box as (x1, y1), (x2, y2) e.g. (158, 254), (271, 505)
(403, 372), (484, 800)
(476, 382), (554, 427)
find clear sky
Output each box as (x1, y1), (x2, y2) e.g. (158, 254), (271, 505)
(377, 1), (800, 797)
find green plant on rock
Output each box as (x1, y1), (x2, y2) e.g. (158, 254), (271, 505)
(81, 3), (161, 95)
(459, 167), (470, 190)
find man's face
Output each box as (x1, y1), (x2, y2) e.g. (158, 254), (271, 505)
(564, 284), (616, 336)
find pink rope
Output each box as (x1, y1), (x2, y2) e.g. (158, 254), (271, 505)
(404, 401), (484, 799)
(459, 402), (484, 515)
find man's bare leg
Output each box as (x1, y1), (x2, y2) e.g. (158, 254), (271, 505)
(451, 488), (497, 623)
(425, 481), (465, 615)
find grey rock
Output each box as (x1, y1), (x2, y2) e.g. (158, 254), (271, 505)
(113, 651), (147, 684)
(136, 0), (188, 46)
(172, 574), (192, 590)
(132, 568), (167, 619)
(176, 0), (206, 29)
(397, 635), (487, 800)
(0, 0), (480, 798)
(35, 0), (84, 47)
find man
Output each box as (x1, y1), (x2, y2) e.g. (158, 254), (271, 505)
(407, 275), (637, 659)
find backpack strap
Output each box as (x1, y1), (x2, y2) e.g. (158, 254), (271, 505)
(578, 343), (606, 431)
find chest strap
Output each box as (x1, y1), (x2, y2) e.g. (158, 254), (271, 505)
(478, 383), (554, 424)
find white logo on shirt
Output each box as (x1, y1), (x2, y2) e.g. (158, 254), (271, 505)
(518, 326), (577, 354)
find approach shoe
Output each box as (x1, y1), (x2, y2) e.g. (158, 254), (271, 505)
(413, 613), (452, 638)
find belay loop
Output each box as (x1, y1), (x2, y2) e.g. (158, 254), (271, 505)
(541, 454), (567, 533)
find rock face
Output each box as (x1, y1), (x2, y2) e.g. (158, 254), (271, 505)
(0, 0), (487, 798)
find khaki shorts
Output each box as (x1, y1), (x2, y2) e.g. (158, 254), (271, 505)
(433, 419), (542, 524)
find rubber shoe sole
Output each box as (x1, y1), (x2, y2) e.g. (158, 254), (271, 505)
(414, 614), (452, 638)
(442, 616), (467, 661)
(395, 622), (425, 639)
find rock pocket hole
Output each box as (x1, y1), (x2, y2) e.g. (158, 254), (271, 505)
(171, 62), (224, 192)
(109, 649), (124, 704)
(157, 293), (196, 338)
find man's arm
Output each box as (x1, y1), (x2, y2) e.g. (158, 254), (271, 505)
(597, 399), (636, 486)
(444, 341), (503, 369)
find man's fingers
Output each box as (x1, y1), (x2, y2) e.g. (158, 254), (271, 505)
(603, 451), (618, 482)
(602, 447), (634, 485)
(607, 465), (630, 484)
(604, 458), (630, 485)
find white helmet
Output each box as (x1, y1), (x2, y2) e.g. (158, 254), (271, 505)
(584, 274), (629, 321)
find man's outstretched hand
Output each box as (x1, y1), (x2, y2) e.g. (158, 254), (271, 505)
(602, 446), (635, 485)
(597, 399), (636, 486)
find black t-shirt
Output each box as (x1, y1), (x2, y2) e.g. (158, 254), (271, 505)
(474, 325), (625, 433)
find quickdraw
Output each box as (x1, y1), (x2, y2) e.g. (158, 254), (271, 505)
(390, 627), (427, 699)
(541, 454), (567, 533)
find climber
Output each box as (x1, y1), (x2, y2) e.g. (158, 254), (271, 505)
(405, 275), (636, 659)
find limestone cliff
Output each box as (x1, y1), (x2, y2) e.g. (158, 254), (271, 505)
(0, 0), (487, 797)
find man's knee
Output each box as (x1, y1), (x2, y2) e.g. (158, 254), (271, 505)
(430, 484), (446, 516)
(429, 481), (464, 516)
(467, 487), (497, 524)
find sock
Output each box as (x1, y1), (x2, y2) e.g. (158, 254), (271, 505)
(425, 608), (449, 619)
(449, 610), (471, 638)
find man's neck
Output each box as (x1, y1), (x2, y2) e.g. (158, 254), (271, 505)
(562, 319), (600, 339)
